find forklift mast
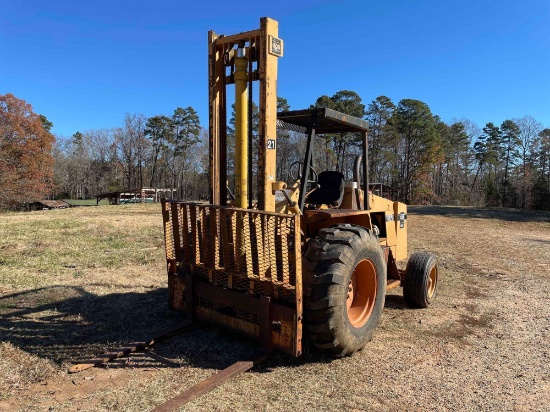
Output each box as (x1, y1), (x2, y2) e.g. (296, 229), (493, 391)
(208, 17), (283, 212)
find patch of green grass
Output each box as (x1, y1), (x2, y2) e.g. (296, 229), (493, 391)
(72, 270), (84, 278)
(0, 203), (176, 405)
(0, 203), (166, 289)
(63, 199), (110, 206)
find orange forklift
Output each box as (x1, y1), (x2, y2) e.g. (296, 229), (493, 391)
(162, 16), (439, 358)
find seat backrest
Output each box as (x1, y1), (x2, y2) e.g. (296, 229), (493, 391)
(306, 171), (345, 206)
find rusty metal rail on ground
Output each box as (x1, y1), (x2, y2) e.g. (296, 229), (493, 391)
(151, 349), (270, 412)
(68, 321), (272, 411)
(68, 322), (192, 373)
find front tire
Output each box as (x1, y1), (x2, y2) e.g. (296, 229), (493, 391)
(303, 224), (386, 356)
(403, 252), (438, 308)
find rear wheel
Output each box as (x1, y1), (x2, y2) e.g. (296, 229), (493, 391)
(304, 224), (386, 356)
(403, 252), (438, 308)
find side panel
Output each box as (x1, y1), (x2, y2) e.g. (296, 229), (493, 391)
(393, 201), (408, 261)
(304, 198), (408, 262)
(368, 194), (397, 255)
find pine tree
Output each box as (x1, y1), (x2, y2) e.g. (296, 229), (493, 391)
(393, 99), (440, 203)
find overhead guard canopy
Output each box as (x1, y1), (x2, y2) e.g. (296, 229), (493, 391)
(277, 108), (369, 134)
(277, 107), (370, 212)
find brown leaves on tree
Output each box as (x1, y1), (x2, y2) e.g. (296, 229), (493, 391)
(0, 93), (55, 209)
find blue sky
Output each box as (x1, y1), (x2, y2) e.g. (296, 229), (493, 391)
(1, 0), (549, 137)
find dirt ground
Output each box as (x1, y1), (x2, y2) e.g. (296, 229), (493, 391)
(1, 204), (549, 411)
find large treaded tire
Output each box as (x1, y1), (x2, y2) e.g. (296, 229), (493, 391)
(403, 252), (438, 308)
(303, 224), (386, 356)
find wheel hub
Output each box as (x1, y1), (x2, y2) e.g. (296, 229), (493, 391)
(346, 259), (377, 328)
(427, 265), (438, 298)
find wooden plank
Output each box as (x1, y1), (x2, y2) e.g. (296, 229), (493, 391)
(68, 321), (192, 373)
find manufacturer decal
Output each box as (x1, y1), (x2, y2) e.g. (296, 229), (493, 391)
(269, 36), (284, 57)
(399, 212), (406, 228)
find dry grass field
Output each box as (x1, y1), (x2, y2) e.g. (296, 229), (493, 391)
(1, 203), (549, 411)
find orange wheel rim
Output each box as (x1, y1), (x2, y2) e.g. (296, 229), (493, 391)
(427, 265), (438, 298)
(346, 259), (377, 328)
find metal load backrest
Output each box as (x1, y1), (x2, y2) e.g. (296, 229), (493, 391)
(162, 200), (303, 356)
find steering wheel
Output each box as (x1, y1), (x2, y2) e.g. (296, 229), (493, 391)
(288, 161), (318, 183)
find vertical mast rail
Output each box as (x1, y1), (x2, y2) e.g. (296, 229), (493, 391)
(362, 130), (369, 210)
(248, 43), (254, 209)
(258, 17), (280, 212)
(298, 111), (317, 213)
(208, 30), (220, 205)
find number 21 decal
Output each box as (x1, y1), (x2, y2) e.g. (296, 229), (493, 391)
(267, 139), (276, 150)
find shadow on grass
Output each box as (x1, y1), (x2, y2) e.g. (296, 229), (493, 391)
(1, 285), (313, 373)
(408, 205), (550, 223)
(0, 285), (415, 373)
(0, 286), (303, 372)
(0, 286), (188, 368)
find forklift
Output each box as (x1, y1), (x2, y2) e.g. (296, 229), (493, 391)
(162, 17), (438, 357)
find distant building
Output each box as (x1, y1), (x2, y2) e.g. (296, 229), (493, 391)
(26, 199), (70, 210)
(96, 188), (177, 205)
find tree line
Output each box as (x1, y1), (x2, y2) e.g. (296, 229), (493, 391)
(52, 108), (207, 201)
(1, 92), (549, 210)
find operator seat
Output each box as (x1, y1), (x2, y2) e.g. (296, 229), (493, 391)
(306, 170), (345, 207)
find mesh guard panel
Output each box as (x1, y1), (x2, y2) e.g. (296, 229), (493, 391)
(162, 200), (303, 356)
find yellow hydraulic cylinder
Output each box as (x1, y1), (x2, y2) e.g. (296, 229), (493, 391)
(234, 53), (248, 209)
